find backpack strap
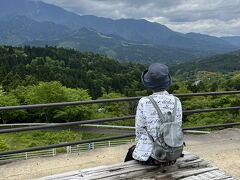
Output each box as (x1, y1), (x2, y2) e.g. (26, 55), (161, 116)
(148, 95), (178, 123)
(148, 96), (164, 124)
(143, 126), (154, 142)
(172, 96), (178, 122)
(145, 95), (178, 141)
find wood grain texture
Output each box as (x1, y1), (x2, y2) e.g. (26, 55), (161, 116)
(39, 151), (237, 180)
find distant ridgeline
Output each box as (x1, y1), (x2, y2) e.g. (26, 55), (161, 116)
(0, 0), (239, 63)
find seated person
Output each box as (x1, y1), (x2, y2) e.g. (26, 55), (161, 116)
(125, 63), (183, 165)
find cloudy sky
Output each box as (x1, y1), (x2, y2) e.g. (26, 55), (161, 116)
(41, 0), (240, 36)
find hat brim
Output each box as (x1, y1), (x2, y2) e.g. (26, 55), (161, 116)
(141, 70), (171, 90)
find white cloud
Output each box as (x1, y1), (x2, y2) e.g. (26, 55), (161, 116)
(40, 0), (240, 36)
(164, 18), (240, 36)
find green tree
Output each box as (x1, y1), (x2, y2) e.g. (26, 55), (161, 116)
(228, 73), (240, 90)
(2, 72), (23, 91)
(0, 91), (25, 124)
(54, 87), (95, 122)
(24, 81), (68, 122)
(24, 81), (93, 123)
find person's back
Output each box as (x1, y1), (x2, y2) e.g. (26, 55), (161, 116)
(124, 63), (183, 165)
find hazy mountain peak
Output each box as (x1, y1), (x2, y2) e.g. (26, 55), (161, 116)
(0, 0), (81, 26)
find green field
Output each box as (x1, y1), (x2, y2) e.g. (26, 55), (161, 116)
(0, 129), (115, 152)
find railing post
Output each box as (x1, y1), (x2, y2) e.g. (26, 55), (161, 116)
(77, 145), (80, 155)
(88, 143), (91, 150)
(52, 148), (56, 156)
(67, 146), (69, 153)
(25, 152), (28, 160)
(88, 142), (95, 150)
(108, 141), (111, 147)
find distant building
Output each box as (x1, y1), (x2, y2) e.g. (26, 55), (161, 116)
(192, 80), (201, 86)
(97, 107), (105, 113)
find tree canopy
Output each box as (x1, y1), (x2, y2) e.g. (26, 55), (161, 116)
(0, 45), (239, 126)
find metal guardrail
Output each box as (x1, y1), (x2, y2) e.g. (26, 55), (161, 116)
(0, 91), (239, 111)
(67, 139), (135, 154)
(1, 150), (52, 162)
(0, 139), (135, 162)
(1, 122), (240, 156)
(0, 107), (239, 134)
(0, 91), (239, 157)
(0, 116), (135, 134)
(0, 149), (56, 161)
(0, 123), (48, 127)
(0, 134), (135, 156)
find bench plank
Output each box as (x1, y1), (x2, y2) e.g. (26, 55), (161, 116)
(39, 151), (236, 180)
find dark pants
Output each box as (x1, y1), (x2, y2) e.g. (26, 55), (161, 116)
(124, 145), (177, 166)
(124, 145), (136, 162)
(124, 145), (156, 165)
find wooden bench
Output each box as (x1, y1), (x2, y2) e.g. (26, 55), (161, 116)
(39, 151), (236, 180)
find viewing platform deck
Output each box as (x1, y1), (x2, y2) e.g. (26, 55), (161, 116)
(39, 151), (237, 180)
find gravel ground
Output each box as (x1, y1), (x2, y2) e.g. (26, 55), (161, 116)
(0, 128), (239, 180)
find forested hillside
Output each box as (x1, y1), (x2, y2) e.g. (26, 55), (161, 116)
(0, 45), (239, 124)
(0, 45), (239, 151)
(0, 45), (147, 99)
(170, 50), (240, 74)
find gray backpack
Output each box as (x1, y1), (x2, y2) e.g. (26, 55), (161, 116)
(146, 96), (183, 162)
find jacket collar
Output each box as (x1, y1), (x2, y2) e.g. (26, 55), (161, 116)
(152, 90), (169, 95)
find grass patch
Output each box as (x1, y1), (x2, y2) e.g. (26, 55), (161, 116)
(0, 129), (115, 151)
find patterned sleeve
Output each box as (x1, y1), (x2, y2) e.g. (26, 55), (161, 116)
(175, 98), (183, 126)
(135, 98), (146, 142)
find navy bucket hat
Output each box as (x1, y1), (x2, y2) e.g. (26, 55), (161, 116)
(141, 63), (171, 91)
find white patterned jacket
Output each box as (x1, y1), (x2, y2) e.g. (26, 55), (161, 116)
(132, 91), (182, 161)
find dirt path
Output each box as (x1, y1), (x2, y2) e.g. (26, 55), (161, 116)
(0, 128), (239, 180)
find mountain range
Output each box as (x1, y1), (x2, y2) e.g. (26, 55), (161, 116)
(0, 0), (240, 63)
